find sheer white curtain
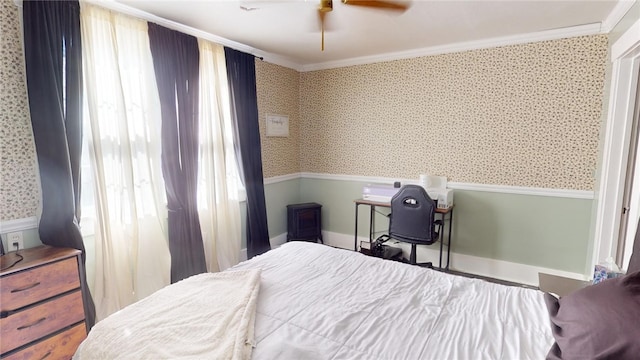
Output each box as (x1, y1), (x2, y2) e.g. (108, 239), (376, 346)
(80, 4), (170, 320)
(197, 39), (242, 272)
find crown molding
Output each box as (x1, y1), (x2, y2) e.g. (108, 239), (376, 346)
(601, 0), (637, 33)
(611, 14), (640, 59)
(29, 0), (618, 72)
(82, 0), (304, 71)
(301, 23), (602, 72)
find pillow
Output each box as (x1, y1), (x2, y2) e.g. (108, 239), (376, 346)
(627, 219), (640, 273)
(544, 271), (640, 360)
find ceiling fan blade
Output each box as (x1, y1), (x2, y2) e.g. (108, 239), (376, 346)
(341, 0), (408, 11)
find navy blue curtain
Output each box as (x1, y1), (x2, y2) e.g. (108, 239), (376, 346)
(148, 23), (207, 283)
(23, 0), (95, 328)
(224, 48), (271, 258)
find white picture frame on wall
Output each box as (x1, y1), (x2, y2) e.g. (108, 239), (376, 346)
(266, 114), (289, 137)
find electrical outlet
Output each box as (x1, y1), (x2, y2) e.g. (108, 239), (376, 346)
(7, 231), (24, 251)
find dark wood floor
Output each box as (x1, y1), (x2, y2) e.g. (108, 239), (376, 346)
(435, 268), (538, 290)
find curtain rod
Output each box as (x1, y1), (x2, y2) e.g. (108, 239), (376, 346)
(84, 0), (265, 60)
(14, 0), (288, 67)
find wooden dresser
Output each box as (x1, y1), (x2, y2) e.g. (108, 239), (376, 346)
(0, 246), (88, 359)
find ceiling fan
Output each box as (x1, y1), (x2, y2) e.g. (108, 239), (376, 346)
(318, 0), (409, 51)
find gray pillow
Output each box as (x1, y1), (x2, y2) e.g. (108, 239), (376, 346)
(544, 271), (640, 360)
(627, 219), (640, 273)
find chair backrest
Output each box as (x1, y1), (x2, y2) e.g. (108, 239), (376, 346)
(389, 184), (437, 244)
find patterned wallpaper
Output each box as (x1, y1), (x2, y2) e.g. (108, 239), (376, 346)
(1, 2), (39, 221)
(298, 35), (608, 191)
(255, 60), (301, 178)
(1, 2), (609, 221)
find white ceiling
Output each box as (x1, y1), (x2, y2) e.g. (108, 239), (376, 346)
(112, 0), (629, 70)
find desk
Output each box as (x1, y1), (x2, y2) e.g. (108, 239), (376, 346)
(354, 199), (454, 270)
(538, 273), (590, 297)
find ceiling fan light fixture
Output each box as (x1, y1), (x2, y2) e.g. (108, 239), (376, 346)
(317, 0), (408, 51)
(319, 0), (333, 12)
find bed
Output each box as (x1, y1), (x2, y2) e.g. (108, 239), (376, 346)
(74, 241), (640, 359)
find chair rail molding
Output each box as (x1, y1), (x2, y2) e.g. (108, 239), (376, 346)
(273, 172), (595, 199)
(0, 217), (38, 233)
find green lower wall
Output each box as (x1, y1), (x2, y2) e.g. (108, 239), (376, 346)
(265, 177), (593, 274)
(450, 189), (591, 272)
(7, 177), (593, 275)
(264, 178), (301, 238)
(0, 228), (41, 253)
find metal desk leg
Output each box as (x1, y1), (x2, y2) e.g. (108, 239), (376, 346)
(369, 205), (375, 243)
(447, 209), (453, 270)
(439, 213), (444, 269)
(354, 204), (360, 251)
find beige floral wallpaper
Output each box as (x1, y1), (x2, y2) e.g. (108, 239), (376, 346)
(1, 2), (39, 221)
(1, 1), (609, 223)
(298, 35), (608, 191)
(255, 60), (301, 178)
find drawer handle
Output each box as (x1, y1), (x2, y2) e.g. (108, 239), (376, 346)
(10, 282), (41, 293)
(40, 351), (52, 360)
(17, 317), (47, 330)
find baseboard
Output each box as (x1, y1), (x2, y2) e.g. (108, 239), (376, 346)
(240, 232), (289, 262)
(269, 233), (288, 248)
(321, 231), (588, 286)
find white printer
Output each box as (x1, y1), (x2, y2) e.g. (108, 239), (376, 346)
(420, 174), (453, 209)
(426, 188), (454, 209)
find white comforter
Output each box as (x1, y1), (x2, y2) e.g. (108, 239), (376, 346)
(74, 269), (261, 360)
(75, 242), (554, 359)
(233, 242), (554, 360)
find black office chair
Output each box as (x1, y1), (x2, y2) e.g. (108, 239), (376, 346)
(375, 184), (442, 267)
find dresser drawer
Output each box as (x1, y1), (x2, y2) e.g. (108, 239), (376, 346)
(2, 322), (86, 360)
(0, 257), (80, 311)
(0, 291), (85, 354)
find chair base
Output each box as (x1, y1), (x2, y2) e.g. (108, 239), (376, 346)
(414, 261), (433, 268)
(375, 236), (436, 268)
(371, 235), (404, 261)
(408, 245), (434, 269)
